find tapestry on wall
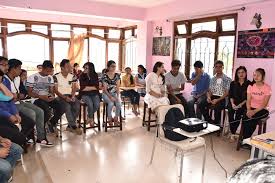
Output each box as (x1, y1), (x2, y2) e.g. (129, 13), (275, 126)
(152, 37), (171, 56)
(237, 28), (275, 58)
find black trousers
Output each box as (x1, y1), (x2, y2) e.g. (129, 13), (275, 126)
(228, 106), (246, 134)
(200, 95), (226, 125)
(121, 90), (140, 105)
(168, 94), (189, 118)
(242, 109), (269, 139)
(19, 112), (35, 139)
(34, 99), (65, 126)
(0, 117), (27, 147)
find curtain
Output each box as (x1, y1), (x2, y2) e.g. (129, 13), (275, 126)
(68, 34), (86, 65)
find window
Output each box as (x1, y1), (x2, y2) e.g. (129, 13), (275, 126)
(124, 30), (132, 39)
(51, 24), (71, 38)
(108, 42), (119, 64)
(192, 21), (216, 33)
(108, 29), (121, 39)
(191, 38), (215, 77)
(174, 14), (237, 78)
(218, 36), (235, 76)
(81, 39), (88, 67)
(8, 23), (26, 33)
(89, 38), (106, 72)
(7, 34), (49, 73)
(73, 27), (87, 35)
(31, 25), (48, 34)
(53, 41), (69, 63)
(222, 19), (235, 31)
(92, 29), (104, 37)
(177, 24), (187, 34)
(124, 38), (137, 72)
(134, 29), (137, 36)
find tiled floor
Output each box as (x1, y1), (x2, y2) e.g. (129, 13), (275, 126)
(13, 113), (249, 183)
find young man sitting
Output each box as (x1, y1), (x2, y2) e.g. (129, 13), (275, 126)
(4, 59), (53, 147)
(26, 60), (65, 134)
(187, 61), (210, 118)
(53, 59), (82, 135)
(165, 60), (189, 117)
(200, 60), (231, 125)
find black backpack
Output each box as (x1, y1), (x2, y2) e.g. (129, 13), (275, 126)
(162, 107), (188, 141)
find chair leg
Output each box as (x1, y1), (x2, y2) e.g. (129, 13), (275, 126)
(120, 112), (123, 131)
(179, 153), (184, 183)
(149, 132), (158, 165)
(143, 103), (146, 125)
(83, 106), (87, 134)
(59, 118), (62, 138)
(124, 100), (126, 118)
(263, 122), (267, 133)
(237, 120), (244, 151)
(78, 105), (82, 128)
(201, 145), (206, 183)
(97, 109), (101, 131)
(105, 104), (108, 132)
(148, 108), (152, 131)
(258, 123), (263, 135)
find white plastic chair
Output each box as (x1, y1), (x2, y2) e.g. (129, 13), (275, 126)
(149, 104), (206, 183)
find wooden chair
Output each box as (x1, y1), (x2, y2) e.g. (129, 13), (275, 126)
(236, 117), (269, 151)
(102, 102), (123, 132)
(142, 102), (157, 131)
(78, 101), (101, 133)
(121, 96), (131, 118)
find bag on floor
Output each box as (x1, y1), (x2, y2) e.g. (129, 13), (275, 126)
(162, 107), (188, 141)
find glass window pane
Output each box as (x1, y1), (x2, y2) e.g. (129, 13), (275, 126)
(125, 30), (132, 39)
(8, 23), (26, 33)
(51, 24), (71, 38)
(53, 41), (69, 64)
(108, 29), (120, 39)
(177, 24), (186, 34)
(192, 21), (216, 33)
(125, 38), (137, 72)
(174, 38), (186, 73)
(218, 36), (235, 78)
(190, 37), (215, 77)
(222, 19), (235, 31)
(0, 22), (1, 33)
(31, 25), (48, 34)
(92, 29), (104, 37)
(7, 34), (49, 75)
(89, 38), (106, 72)
(73, 27), (87, 35)
(108, 42), (119, 66)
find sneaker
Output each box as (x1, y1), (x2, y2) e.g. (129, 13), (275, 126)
(37, 139), (54, 147)
(66, 126), (82, 135)
(27, 139), (34, 145)
(8, 176), (13, 182)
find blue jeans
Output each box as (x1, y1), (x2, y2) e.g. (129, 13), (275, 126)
(102, 93), (121, 118)
(81, 95), (100, 119)
(58, 97), (80, 127)
(0, 143), (23, 183)
(16, 102), (45, 141)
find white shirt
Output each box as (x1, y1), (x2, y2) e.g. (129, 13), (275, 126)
(4, 75), (20, 104)
(26, 73), (54, 96)
(53, 73), (76, 95)
(145, 72), (166, 94)
(165, 71), (186, 94)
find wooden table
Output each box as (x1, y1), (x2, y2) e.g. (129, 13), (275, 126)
(243, 131), (275, 159)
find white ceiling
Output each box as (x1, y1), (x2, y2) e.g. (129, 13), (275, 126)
(88, 0), (175, 8)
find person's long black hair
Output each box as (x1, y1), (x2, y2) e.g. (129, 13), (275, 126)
(83, 62), (98, 79)
(153, 61), (165, 84)
(125, 67), (134, 85)
(251, 68), (266, 85)
(138, 65), (147, 75)
(234, 66), (248, 83)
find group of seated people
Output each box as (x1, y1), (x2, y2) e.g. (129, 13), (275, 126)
(144, 60), (271, 144)
(0, 55), (272, 182)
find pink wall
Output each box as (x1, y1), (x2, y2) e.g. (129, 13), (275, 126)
(147, 20), (174, 72)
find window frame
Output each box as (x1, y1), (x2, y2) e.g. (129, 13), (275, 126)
(0, 18), (136, 71)
(173, 14), (237, 78)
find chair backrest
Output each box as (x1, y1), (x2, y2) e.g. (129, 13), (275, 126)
(156, 104), (184, 137)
